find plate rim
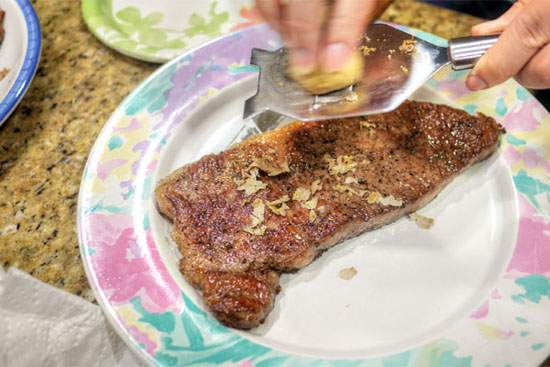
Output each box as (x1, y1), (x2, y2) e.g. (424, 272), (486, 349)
(0, 0), (41, 126)
(78, 22), (550, 367)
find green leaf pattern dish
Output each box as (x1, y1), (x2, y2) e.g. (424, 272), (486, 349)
(82, 0), (262, 63)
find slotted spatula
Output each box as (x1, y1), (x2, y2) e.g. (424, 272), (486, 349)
(243, 23), (498, 123)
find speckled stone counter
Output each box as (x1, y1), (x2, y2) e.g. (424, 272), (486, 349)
(0, 0), (483, 302)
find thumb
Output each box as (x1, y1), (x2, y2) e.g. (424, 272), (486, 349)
(466, 0), (550, 91)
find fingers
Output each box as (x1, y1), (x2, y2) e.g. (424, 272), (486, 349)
(471, 1), (527, 35)
(466, 0), (550, 91)
(256, 0), (283, 33)
(322, 0), (391, 71)
(256, 0), (392, 73)
(282, 0), (327, 72)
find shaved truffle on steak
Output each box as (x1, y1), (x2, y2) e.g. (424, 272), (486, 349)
(155, 100), (503, 329)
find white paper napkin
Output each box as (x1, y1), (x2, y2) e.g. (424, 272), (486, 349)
(0, 266), (146, 367)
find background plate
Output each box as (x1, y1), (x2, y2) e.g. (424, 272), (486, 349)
(0, 0), (41, 127)
(82, 0), (263, 63)
(78, 24), (550, 367)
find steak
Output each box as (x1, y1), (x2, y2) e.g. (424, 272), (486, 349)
(155, 100), (503, 329)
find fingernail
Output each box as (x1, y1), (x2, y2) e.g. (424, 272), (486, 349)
(322, 43), (352, 72)
(290, 49), (316, 73)
(466, 74), (488, 91)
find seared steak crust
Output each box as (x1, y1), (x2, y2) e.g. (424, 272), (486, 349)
(155, 101), (503, 329)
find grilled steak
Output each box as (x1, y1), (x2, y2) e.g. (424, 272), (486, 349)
(155, 100), (503, 329)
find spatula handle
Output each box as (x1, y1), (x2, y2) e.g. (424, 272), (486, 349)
(448, 34), (500, 71)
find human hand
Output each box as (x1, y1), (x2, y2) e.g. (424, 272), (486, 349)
(256, 0), (391, 73)
(466, 0), (550, 91)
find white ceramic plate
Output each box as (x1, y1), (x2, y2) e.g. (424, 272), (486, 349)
(0, 0), (41, 127)
(79, 24), (550, 367)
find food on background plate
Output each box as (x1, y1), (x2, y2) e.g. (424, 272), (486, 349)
(155, 100), (503, 329)
(0, 9), (4, 44)
(286, 51), (364, 95)
(0, 9), (7, 82)
(0, 67), (8, 81)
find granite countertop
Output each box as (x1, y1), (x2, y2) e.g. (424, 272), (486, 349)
(0, 0), (483, 301)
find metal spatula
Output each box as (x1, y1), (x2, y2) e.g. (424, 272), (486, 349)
(243, 23), (498, 123)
